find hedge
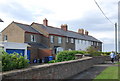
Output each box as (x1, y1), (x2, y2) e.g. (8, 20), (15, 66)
(2, 51), (29, 71)
(56, 50), (86, 62)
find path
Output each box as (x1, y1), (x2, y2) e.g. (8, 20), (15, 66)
(69, 61), (118, 80)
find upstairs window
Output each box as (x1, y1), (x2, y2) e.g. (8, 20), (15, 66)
(71, 38), (74, 43)
(50, 36), (54, 43)
(4, 35), (7, 41)
(58, 37), (62, 44)
(31, 35), (36, 42)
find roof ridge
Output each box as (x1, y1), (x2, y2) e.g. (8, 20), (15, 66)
(13, 21), (30, 26)
(33, 22), (92, 36)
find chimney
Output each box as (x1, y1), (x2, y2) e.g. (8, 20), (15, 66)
(85, 30), (89, 35)
(78, 29), (84, 34)
(43, 18), (48, 26)
(61, 24), (68, 31)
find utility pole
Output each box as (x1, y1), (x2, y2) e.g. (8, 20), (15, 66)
(115, 23), (117, 55)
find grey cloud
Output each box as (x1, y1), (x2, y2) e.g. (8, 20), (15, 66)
(0, 2), (35, 21)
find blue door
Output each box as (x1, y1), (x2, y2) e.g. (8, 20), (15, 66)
(6, 49), (25, 56)
(27, 50), (30, 62)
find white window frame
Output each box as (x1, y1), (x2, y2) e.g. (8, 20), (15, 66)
(4, 35), (7, 41)
(71, 38), (74, 43)
(31, 35), (36, 42)
(66, 37), (69, 43)
(58, 37), (62, 44)
(50, 36), (54, 43)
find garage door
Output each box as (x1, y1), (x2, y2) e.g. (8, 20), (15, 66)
(6, 49), (25, 56)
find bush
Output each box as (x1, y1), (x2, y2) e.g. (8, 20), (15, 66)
(48, 60), (59, 63)
(2, 51), (29, 71)
(56, 50), (86, 62)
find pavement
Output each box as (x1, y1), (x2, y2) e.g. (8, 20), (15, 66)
(69, 61), (119, 80)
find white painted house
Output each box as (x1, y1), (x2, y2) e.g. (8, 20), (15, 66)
(75, 39), (91, 51)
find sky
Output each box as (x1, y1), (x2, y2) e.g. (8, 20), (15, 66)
(0, 0), (119, 52)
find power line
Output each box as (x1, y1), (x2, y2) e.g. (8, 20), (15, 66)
(94, 0), (114, 25)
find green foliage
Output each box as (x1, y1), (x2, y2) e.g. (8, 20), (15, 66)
(48, 60), (59, 63)
(86, 46), (101, 56)
(56, 50), (86, 62)
(2, 51), (29, 71)
(101, 52), (111, 56)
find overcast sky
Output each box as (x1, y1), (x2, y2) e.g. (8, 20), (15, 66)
(0, 0), (119, 52)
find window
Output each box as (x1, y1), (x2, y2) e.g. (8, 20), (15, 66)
(50, 36), (54, 43)
(71, 38), (74, 43)
(31, 35), (36, 42)
(66, 37), (68, 43)
(79, 40), (81, 44)
(81, 40), (83, 44)
(4, 35), (7, 41)
(78, 39), (79, 43)
(58, 37), (62, 44)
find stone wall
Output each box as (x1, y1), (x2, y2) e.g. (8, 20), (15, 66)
(2, 56), (110, 79)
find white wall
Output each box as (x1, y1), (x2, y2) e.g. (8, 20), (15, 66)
(75, 39), (91, 51)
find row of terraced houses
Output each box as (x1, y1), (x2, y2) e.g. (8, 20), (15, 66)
(1, 18), (102, 63)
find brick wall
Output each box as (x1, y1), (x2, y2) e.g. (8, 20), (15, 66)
(2, 56), (110, 79)
(38, 49), (52, 59)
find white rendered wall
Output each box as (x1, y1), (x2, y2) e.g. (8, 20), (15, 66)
(75, 39), (91, 51)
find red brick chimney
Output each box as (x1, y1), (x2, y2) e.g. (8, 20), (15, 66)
(85, 30), (89, 35)
(78, 29), (84, 34)
(61, 24), (68, 31)
(43, 18), (48, 26)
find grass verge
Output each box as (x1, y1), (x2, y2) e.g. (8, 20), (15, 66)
(94, 66), (118, 80)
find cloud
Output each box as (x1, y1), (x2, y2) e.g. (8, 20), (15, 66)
(0, 0), (118, 52)
(0, 2), (34, 21)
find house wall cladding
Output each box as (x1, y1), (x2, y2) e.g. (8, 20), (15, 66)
(2, 56), (110, 79)
(2, 23), (25, 43)
(49, 35), (75, 54)
(25, 33), (41, 43)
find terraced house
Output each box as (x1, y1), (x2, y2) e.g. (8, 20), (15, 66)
(1, 18), (102, 63)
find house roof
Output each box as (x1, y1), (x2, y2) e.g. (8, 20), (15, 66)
(27, 42), (49, 49)
(13, 22), (41, 34)
(32, 23), (102, 42)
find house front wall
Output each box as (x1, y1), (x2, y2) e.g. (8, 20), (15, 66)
(49, 35), (75, 54)
(75, 39), (91, 51)
(2, 23), (25, 43)
(25, 33), (41, 43)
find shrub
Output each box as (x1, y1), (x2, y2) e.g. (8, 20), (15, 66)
(86, 46), (102, 56)
(2, 51), (29, 71)
(56, 50), (86, 62)
(48, 60), (59, 63)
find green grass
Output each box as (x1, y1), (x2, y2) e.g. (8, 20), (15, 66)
(94, 66), (118, 79)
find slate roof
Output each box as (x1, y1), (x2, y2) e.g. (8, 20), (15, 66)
(27, 42), (49, 49)
(33, 23), (102, 42)
(13, 22), (41, 34)
(13, 21), (101, 42)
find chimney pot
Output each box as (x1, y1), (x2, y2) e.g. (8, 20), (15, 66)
(78, 29), (84, 34)
(85, 30), (89, 35)
(61, 24), (68, 31)
(43, 18), (48, 26)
